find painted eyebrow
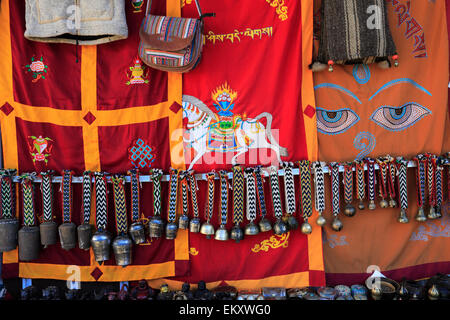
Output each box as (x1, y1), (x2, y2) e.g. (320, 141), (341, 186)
(314, 83), (362, 104)
(369, 78), (432, 101)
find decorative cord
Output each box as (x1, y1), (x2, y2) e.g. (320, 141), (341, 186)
(128, 169), (141, 223)
(232, 165), (245, 225)
(20, 173), (37, 226)
(413, 155), (427, 208)
(245, 168), (257, 223)
(254, 166), (267, 218)
(61, 170), (73, 223)
(219, 170), (229, 226)
(426, 154), (437, 208)
(365, 158), (377, 203)
(204, 172), (215, 223)
(434, 157), (444, 210)
(150, 169), (163, 217)
(298, 160), (313, 219)
(269, 166), (283, 220)
(329, 162), (340, 217)
(342, 162), (354, 205)
(355, 160), (366, 205)
(0, 169), (17, 219)
(81, 171), (92, 224)
(387, 156), (397, 206)
(112, 175), (128, 235)
(376, 157), (388, 202)
(94, 172), (108, 231)
(188, 170), (200, 219)
(167, 168), (179, 223)
(180, 171), (190, 218)
(396, 157), (409, 210)
(40, 170), (54, 222)
(312, 162), (326, 213)
(282, 162), (296, 215)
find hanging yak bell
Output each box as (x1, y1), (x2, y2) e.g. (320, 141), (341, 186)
(273, 219), (288, 236)
(39, 221), (58, 248)
(18, 226), (40, 262)
(77, 223), (94, 250)
(415, 207), (427, 222)
(149, 215), (165, 238)
(129, 221), (146, 245)
(300, 220), (313, 235)
(285, 215), (299, 230)
(214, 225), (229, 241)
(331, 217), (344, 232)
(165, 222), (178, 240)
(112, 234), (133, 267)
(230, 224), (244, 243)
(258, 217), (272, 232)
(189, 217), (201, 233)
(244, 221), (259, 236)
(0, 218), (19, 252)
(91, 230), (111, 263)
(200, 221), (215, 239)
(397, 208), (409, 224)
(58, 222), (77, 251)
(343, 204), (356, 217)
(316, 213), (327, 227)
(178, 214), (190, 230)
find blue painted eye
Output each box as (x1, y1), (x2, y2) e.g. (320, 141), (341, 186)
(370, 102), (431, 132)
(316, 107), (360, 135)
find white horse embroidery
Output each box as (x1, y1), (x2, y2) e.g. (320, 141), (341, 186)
(182, 95), (288, 170)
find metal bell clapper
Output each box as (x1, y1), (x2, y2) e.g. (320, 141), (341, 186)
(244, 221), (259, 236)
(149, 215), (165, 239)
(214, 225), (229, 241)
(165, 222), (178, 240)
(189, 217), (201, 233)
(0, 218), (19, 252)
(18, 225), (40, 262)
(300, 219), (312, 235)
(343, 204), (356, 217)
(397, 208), (409, 224)
(58, 222), (77, 251)
(273, 218), (288, 235)
(258, 217), (272, 232)
(129, 221), (146, 245)
(77, 223), (94, 250)
(316, 212), (326, 227)
(91, 230), (112, 264)
(200, 221), (215, 239)
(415, 207), (427, 222)
(39, 220), (58, 248)
(331, 216), (343, 232)
(230, 223), (244, 243)
(178, 213), (190, 230)
(112, 234), (133, 267)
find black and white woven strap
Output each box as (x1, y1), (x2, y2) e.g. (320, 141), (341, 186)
(269, 166), (283, 220)
(20, 173), (37, 226)
(112, 175), (128, 235)
(150, 169), (163, 216)
(365, 158), (376, 201)
(376, 157), (388, 200)
(387, 157), (397, 200)
(0, 169), (17, 219)
(329, 162), (340, 216)
(232, 165), (245, 225)
(40, 170), (54, 222)
(245, 168), (257, 222)
(205, 172), (215, 223)
(355, 160), (366, 202)
(282, 162), (296, 214)
(128, 169), (141, 223)
(342, 162), (354, 204)
(299, 160), (313, 219)
(219, 170), (229, 226)
(61, 170), (73, 223)
(396, 157), (408, 210)
(435, 157), (444, 207)
(254, 166), (267, 218)
(414, 155), (427, 207)
(312, 162), (326, 213)
(94, 172), (108, 231)
(167, 168), (180, 223)
(188, 170), (200, 218)
(180, 171), (189, 218)
(81, 171), (92, 224)
(426, 154), (437, 207)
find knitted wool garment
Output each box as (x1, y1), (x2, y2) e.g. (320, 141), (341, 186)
(24, 0), (128, 45)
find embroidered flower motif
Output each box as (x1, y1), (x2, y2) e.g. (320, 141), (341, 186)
(27, 135), (53, 165)
(25, 56), (48, 83)
(126, 58), (149, 85)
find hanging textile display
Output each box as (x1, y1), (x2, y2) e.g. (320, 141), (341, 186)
(0, 0), (189, 281)
(313, 0), (450, 285)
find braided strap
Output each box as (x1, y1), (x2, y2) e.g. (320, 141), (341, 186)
(376, 157), (388, 201)
(355, 160), (366, 204)
(167, 168), (180, 223)
(269, 166), (283, 220)
(40, 170), (54, 222)
(180, 171), (189, 218)
(434, 157), (444, 209)
(282, 162), (296, 214)
(112, 175), (128, 235)
(298, 160), (313, 219)
(413, 155), (427, 208)
(94, 172), (108, 231)
(342, 163), (354, 205)
(205, 172), (215, 223)
(20, 173), (37, 226)
(365, 158), (377, 202)
(245, 168), (257, 222)
(329, 162), (340, 217)
(81, 171), (92, 224)
(219, 170), (229, 226)
(150, 169), (163, 217)
(254, 166), (267, 218)
(387, 156), (397, 204)
(188, 170), (200, 219)
(232, 165), (245, 225)
(128, 169), (141, 223)
(0, 169), (17, 219)
(396, 157), (409, 210)
(61, 170), (73, 223)
(312, 162), (326, 213)
(426, 154), (437, 208)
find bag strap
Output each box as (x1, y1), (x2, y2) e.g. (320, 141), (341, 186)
(146, 0), (203, 18)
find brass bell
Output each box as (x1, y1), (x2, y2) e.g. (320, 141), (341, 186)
(331, 217), (343, 232)
(286, 215), (299, 230)
(58, 222), (77, 251)
(415, 207), (427, 222)
(316, 213), (326, 227)
(178, 214), (190, 230)
(379, 199), (389, 208)
(200, 221), (215, 239)
(435, 206), (442, 218)
(230, 224), (244, 243)
(273, 219), (288, 235)
(428, 284), (440, 300)
(389, 198), (397, 208)
(189, 217), (201, 233)
(343, 204), (356, 217)
(165, 222), (178, 240)
(91, 230), (112, 263)
(427, 207), (438, 220)
(77, 223), (93, 250)
(244, 221), (259, 236)
(368, 200), (376, 210)
(149, 215), (165, 239)
(18, 226), (40, 262)
(214, 225), (229, 241)
(397, 208), (409, 224)
(39, 221), (58, 248)
(129, 222), (146, 245)
(358, 201), (365, 210)
(112, 234), (133, 267)
(371, 285), (382, 300)
(0, 218), (19, 252)
(301, 220), (312, 235)
(258, 217), (272, 232)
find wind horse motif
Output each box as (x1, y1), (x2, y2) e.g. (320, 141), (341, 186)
(182, 83), (288, 170)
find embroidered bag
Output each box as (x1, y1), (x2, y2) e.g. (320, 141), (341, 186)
(138, 0), (214, 73)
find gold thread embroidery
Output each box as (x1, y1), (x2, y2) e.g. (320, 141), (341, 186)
(266, 0), (288, 21)
(189, 247), (199, 255)
(251, 232), (290, 253)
